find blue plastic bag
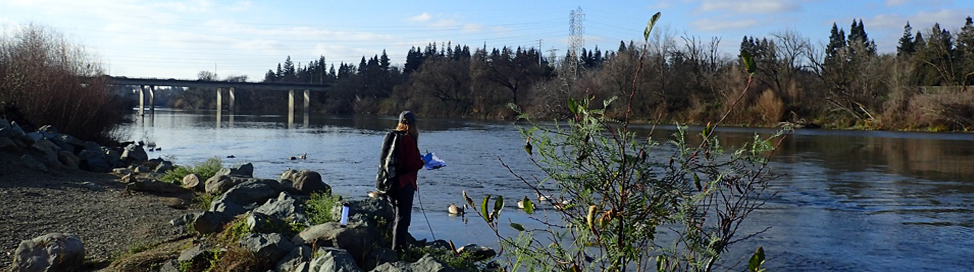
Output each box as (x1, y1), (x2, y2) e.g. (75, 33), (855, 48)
(423, 152), (446, 170)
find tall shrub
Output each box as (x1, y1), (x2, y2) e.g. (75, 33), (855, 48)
(0, 24), (125, 144)
(466, 13), (784, 271)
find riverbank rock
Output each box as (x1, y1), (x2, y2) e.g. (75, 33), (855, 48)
(10, 233), (85, 272)
(457, 244), (496, 261)
(255, 192), (310, 225)
(239, 233), (294, 262)
(292, 221), (380, 270)
(304, 248), (363, 272)
(372, 255), (458, 272)
(217, 163), (254, 177)
(120, 143), (149, 164)
(182, 173), (202, 191)
(280, 169), (330, 195)
(275, 245), (313, 272)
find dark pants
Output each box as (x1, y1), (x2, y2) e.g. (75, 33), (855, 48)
(390, 184), (415, 251)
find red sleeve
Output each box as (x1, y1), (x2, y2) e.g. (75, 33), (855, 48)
(397, 134), (424, 173)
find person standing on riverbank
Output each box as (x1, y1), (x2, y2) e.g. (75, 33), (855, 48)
(378, 111), (424, 251)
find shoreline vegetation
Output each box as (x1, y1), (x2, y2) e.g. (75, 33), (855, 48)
(141, 17), (974, 133)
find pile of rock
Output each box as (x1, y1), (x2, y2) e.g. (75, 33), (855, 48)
(165, 164), (491, 272)
(1, 117), (499, 271)
(0, 118), (153, 172)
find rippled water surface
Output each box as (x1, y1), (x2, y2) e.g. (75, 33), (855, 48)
(121, 110), (974, 271)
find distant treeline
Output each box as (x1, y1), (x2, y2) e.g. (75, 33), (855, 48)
(165, 17), (974, 131)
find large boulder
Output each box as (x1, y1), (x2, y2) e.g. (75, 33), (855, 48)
(306, 248), (363, 272)
(154, 160), (174, 173)
(192, 211), (233, 234)
(347, 198), (394, 227)
(254, 192), (310, 225)
(216, 163), (254, 178)
(120, 143), (149, 165)
(276, 245), (313, 272)
(364, 248), (398, 271)
(30, 139), (60, 165)
(213, 180), (282, 209)
(182, 174), (203, 191)
(245, 212), (287, 234)
(280, 169), (330, 195)
(457, 244), (496, 262)
(239, 233), (294, 263)
(78, 148), (111, 172)
(292, 221), (380, 269)
(371, 255), (459, 272)
(102, 147), (123, 168)
(57, 150), (80, 170)
(204, 175), (236, 195)
(10, 233), (85, 272)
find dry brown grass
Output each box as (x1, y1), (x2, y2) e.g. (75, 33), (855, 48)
(907, 90), (974, 131)
(753, 89), (785, 124)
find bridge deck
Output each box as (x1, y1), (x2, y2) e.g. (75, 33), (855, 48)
(99, 76), (331, 91)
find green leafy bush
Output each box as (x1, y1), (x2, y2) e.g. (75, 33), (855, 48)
(304, 192), (342, 225)
(160, 157), (223, 185)
(465, 12), (782, 272)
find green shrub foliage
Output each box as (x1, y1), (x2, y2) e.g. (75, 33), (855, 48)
(466, 13), (785, 272)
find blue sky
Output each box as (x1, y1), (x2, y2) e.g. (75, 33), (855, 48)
(1, 0), (972, 80)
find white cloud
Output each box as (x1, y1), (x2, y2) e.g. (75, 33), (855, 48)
(698, 0), (801, 14)
(462, 23), (483, 33)
(407, 12), (432, 23)
(867, 9), (972, 32)
(692, 17), (760, 32)
(430, 19), (460, 28)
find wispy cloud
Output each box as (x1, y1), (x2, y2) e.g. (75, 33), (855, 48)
(866, 9), (972, 32)
(462, 23), (483, 33)
(230, 1), (251, 11)
(692, 17), (760, 32)
(407, 12), (432, 23)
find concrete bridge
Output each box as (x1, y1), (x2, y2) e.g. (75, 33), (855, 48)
(99, 76), (331, 125)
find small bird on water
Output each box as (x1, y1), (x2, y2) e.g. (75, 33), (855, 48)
(448, 203), (464, 215)
(524, 137), (533, 156)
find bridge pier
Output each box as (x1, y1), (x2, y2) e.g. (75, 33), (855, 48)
(148, 85), (155, 116)
(288, 90), (295, 128)
(216, 88), (223, 112)
(303, 90), (310, 126)
(138, 85), (145, 116)
(229, 87), (235, 113)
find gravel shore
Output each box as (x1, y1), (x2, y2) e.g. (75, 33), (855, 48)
(0, 152), (192, 269)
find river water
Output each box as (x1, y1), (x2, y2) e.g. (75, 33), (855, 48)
(121, 110), (974, 271)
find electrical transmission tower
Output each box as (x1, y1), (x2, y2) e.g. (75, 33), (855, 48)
(569, 6), (585, 79)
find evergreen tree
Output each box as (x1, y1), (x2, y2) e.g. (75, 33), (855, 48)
(826, 23), (846, 61)
(897, 22), (916, 57)
(275, 63), (283, 80)
(380, 50), (391, 72)
(283, 56), (296, 81)
(263, 69), (276, 82)
(956, 17), (974, 85)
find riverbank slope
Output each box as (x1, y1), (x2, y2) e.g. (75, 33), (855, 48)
(0, 152), (190, 268)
